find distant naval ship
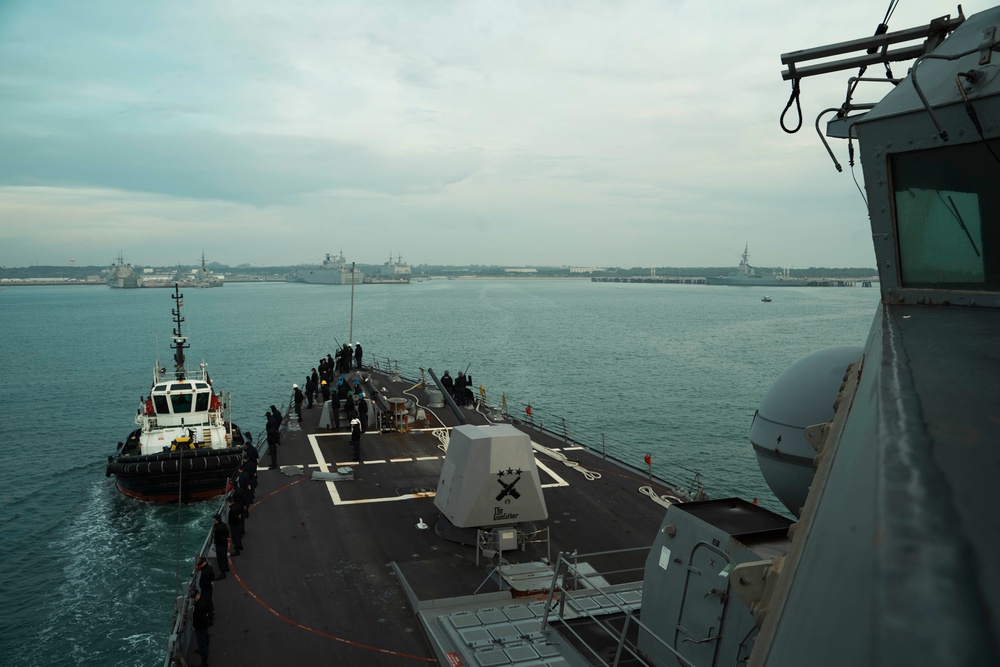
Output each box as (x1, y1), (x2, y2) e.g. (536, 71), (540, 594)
(294, 251), (364, 285)
(705, 244), (807, 286)
(107, 252), (140, 288)
(365, 253), (412, 284)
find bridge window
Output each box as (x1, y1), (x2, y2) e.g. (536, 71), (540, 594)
(170, 392), (194, 413)
(153, 395), (170, 413)
(195, 392), (210, 411)
(892, 142), (1000, 290)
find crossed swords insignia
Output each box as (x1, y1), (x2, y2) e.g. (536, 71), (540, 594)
(496, 468), (522, 501)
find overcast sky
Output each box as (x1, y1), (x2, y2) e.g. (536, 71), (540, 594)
(0, 1), (985, 268)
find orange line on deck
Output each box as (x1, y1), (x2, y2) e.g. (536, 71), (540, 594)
(232, 473), (438, 663)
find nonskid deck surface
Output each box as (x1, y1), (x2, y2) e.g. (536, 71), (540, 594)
(190, 369), (681, 665)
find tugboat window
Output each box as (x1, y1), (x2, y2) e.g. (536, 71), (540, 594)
(153, 395), (169, 413)
(892, 142), (1000, 290)
(195, 392), (210, 411)
(171, 392), (194, 413)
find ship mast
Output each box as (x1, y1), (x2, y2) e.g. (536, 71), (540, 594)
(349, 262), (356, 344)
(171, 284), (189, 380)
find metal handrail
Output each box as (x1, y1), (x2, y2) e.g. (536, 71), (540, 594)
(366, 352), (709, 497)
(541, 549), (696, 667)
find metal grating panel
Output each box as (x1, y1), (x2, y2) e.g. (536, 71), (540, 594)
(568, 597), (600, 611)
(488, 623), (520, 641)
(450, 611), (482, 629)
(473, 647), (512, 666)
(460, 627), (494, 648)
(618, 590), (642, 605)
(504, 645), (540, 663)
(502, 605), (535, 621)
(477, 608), (508, 625)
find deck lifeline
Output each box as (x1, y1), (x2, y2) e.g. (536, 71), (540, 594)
(185, 368), (685, 666)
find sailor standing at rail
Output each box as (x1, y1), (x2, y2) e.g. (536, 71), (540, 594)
(192, 590), (212, 667)
(354, 342), (363, 369)
(350, 416), (363, 461)
(212, 514), (230, 579)
(292, 384), (304, 422)
(357, 393), (369, 433)
(265, 408), (281, 469)
(344, 391), (355, 421)
(239, 454), (256, 505)
(305, 375), (315, 409)
(228, 495), (245, 556)
(195, 556), (215, 625)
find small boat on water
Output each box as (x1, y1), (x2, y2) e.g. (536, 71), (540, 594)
(762, 295), (772, 302)
(106, 285), (247, 502)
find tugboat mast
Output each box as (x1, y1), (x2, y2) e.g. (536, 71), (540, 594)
(170, 284), (189, 380)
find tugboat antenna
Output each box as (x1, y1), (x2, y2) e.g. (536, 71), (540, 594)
(170, 284), (189, 380)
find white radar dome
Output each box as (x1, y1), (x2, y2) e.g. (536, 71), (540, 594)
(750, 345), (862, 517)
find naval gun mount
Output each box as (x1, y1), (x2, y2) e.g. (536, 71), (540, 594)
(434, 424), (549, 561)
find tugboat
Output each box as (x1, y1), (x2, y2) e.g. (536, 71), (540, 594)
(106, 285), (247, 502)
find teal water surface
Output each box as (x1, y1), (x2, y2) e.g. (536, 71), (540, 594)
(0, 280), (878, 666)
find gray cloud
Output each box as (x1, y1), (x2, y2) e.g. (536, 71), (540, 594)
(0, 0), (986, 267)
(0, 126), (479, 204)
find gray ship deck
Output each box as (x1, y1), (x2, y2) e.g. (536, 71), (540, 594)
(183, 368), (693, 666)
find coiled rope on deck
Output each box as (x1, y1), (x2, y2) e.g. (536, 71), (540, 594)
(531, 442), (601, 481)
(401, 382), (452, 453)
(639, 485), (681, 509)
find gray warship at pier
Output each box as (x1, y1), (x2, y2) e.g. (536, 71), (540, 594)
(164, 6), (1000, 666)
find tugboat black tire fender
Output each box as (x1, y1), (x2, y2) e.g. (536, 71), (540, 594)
(106, 450), (245, 477)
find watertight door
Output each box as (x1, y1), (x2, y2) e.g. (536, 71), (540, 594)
(675, 543), (731, 667)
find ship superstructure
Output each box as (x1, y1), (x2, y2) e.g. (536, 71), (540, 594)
(107, 252), (141, 288)
(296, 251), (364, 285)
(705, 244), (806, 286)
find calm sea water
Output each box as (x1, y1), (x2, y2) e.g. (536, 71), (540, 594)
(0, 279), (878, 666)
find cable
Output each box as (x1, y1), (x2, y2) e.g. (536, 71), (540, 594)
(639, 485), (683, 509)
(780, 79), (803, 134)
(531, 442), (601, 481)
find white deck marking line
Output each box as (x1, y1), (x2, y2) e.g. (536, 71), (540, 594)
(334, 491), (437, 506)
(306, 434), (341, 506)
(307, 434), (564, 506)
(306, 434), (331, 474)
(534, 458), (570, 488)
(364, 459), (387, 464)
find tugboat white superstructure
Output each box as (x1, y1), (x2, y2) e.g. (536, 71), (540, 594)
(106, 284), (246, 502)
